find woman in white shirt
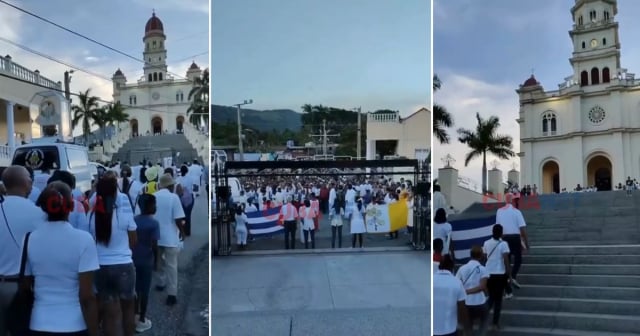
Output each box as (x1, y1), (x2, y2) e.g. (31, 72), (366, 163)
(22, 181), (100, 335)
(89, 175), (138, 336)
(350, 198), (366, 248)
(433, 208), (454, 258)
(299, 200), (317, 249)
(234, 207), (248, 249)
(482, 224), (512, 331)
(330, 198), (345, 248)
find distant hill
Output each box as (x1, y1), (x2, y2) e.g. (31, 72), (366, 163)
(211, 105), (302, 132)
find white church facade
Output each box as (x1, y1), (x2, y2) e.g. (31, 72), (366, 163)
(518, 0), (640, 194)
(112, 12), (203, 137)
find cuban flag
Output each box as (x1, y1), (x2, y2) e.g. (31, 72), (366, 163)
(246, 206), (285, 237)
(450, 215), (495, 263)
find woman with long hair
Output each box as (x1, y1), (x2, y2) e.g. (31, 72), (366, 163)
(89, 174), (138, 336)
(25, 181), (99, 335)
(330, 196), (345, 248)
(350, 197), (366, 248)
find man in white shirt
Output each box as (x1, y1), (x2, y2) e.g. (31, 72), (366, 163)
(433, 184), (448, 213)
(0, 166), (45, 335)
(279, 197), (299, 250)
(456, 246), (489, 334)
(433, 255), (470, 336)
(495, 193), (529, 294)
(483, 224), (511, 330)
(153, 174), (186, 306)
(328, 183), (337, 210)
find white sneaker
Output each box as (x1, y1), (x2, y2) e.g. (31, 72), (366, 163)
(504, 293), (514, 299)
(136, 318), (152, 333)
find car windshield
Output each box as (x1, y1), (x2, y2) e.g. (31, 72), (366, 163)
(12, 146), (61, 171)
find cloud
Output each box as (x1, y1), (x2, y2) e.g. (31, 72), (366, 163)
(133, 0), (208, 14)
(0, 5), (22, 42)
(433, 70), (520, 185)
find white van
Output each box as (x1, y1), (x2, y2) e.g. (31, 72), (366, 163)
(11, 141), (93, 193)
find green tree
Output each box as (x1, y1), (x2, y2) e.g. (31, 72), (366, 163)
(433, 74), (454, 143)
(457, 113), (515, 193)
(71, 89), (102, 144)
(188, 68), (209, 125)
(102, 101), (129, 140)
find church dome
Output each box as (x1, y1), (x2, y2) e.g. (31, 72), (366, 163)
(522, 75), (539, 87)
(189, 61), (200, 70)
(113, 68), (124, 77)
(145, 12), (164, 35)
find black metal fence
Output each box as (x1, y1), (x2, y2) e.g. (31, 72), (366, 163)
(211, 159), (430, 256)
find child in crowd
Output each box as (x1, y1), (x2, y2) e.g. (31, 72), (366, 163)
(133, 194), (160, 333)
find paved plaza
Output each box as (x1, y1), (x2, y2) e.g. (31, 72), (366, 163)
(211, 251), (430, 336)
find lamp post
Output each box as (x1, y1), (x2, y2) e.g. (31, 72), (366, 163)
(234, 99), (252, 161)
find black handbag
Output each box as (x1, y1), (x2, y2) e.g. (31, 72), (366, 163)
(6, 231), (34, 336)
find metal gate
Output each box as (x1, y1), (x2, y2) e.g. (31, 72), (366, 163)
(211, 158), (430, 256)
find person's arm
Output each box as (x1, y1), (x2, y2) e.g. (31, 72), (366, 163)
(172, 194), (186, 238)
(467, 275), (488, 294)
(518, 211), (530, 249)
(78, 239), (100, 336)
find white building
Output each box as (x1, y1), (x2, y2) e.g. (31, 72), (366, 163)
(518, 0), (640, 194)
(112, 12), (203, 137)
(365, 107), (430, 161)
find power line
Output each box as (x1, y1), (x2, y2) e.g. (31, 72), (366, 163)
(0, 0), (194, 82)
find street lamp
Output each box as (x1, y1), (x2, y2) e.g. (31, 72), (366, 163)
(234, 99), (252, 161)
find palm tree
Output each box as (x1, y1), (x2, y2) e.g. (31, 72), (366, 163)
(433, 74), (454, 143)
(187, 68), (209, 125)
(102, 102), (129, 140)
(71, 89), (102, 145)
(457, 113), (515, 193)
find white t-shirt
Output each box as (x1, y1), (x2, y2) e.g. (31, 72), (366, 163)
(433, 191), (447, 212)
(496, 204), (526, 235)
(235, 213), (248, 231)
(33, 172), (51, 192)
(299, 206), (316, 231)
(483, 238), (510, 274)
(0, 196), (45, 276)
(25, 221), (99, 332)
(433, 270), (466, 335)
(69, 200), (89, 232)
(28, 185), (42, 204)
(456, 259), (489, 306)
(433, 222), (453, 255)
(154, 189), (186, 247)
(89, 206), (136, 265)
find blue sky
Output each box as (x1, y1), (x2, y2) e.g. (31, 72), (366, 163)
(212, 0), (430, 116)
(434, 0), (640, 189)
(0, 0), (208, 108)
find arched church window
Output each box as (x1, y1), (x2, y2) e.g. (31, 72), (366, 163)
(603, 38), (607, 46)
(148, 74), (152, 82)
(176, 93), (180, 102)
(590, 10), (596, 21)
(159, 73), (163, 81)
(542, 112), (557, 136)
(180, 92), (184, 101)
(153, 40), (157, 48)
(578, 16), (583, 25)
(582, 41), (586, 49)
(542, 118), (548, 133)
(591, 67), (600, 85)
(129, 96), (133, 105)
(603, 67), (610, 83)
(581, 71), (589, 86)
(133, 96), (137, 105)
(153, 73), (158, 81)
(604, 11), (610, 21)
(550, 117), (557, 133)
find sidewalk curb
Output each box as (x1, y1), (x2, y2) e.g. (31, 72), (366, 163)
(224, 246), (429, 257)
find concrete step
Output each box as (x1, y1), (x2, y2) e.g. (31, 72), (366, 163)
(516, 284), (640, 301)
(495, 326), (640, 336)
(503, 296), (640, 315)
(523, 255), (640, 265)
(517, 273), (640, 287)
(526, 245), (640, 255)
(523, 264), (640, 275)
(500, 310), (640, 334)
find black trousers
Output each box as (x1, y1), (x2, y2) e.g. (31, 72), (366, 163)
(486, 273), (508, 325)
(467, 303), (488, 333)
(352, 233), (363, 248)
(303, 229), (315, 249)
(503, 234), (522, 294)
(331, 225), (343, 248)
(283, 221), (297, 249)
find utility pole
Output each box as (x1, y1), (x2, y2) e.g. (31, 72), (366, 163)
(356, 106), (362, 160)
(234, 99), (253, 161)
(64, 70), (74, 102)
(310, 119), (339, 159)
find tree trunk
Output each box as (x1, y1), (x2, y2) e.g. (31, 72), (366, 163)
(482, 151), (487, 194)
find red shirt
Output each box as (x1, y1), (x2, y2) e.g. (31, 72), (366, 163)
(433, 253), (442, 262)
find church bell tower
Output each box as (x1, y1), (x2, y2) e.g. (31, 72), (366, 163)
(569, 0), (620, 87)
(143, 11), (168, 83)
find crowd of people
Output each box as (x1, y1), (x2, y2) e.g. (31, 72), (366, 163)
(433, 191), (529, 336)
(227, 172), (417, 250)
(0, 159), (204, 335)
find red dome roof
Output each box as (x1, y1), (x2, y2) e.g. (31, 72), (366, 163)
(145, 12), (164, 34)
(523, 75), (539, 87)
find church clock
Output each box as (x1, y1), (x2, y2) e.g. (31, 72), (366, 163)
(152, 92), (160, 101)
(590, 39), (598, 48)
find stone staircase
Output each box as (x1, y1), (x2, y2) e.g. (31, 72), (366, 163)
(456, 191), (640, 336)
(112, 133), (203, 164)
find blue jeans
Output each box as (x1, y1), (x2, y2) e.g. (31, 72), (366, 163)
(183, 199), (195, 236)
(135, 263), (152, 297)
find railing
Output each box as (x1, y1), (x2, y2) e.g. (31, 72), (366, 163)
(368, 112), (399, 123)
(457, 175), (482, 193)
(0, 145), (13, 166)
(183, 122), (208, 160)
(0, 55), (61, 90)
(573, 18), (613, 31)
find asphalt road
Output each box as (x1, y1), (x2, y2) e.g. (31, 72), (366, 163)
(211, 251), (430, 336)
(141, 191), (210, 336)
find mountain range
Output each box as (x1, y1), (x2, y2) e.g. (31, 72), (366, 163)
(211, 105), (302, 132)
